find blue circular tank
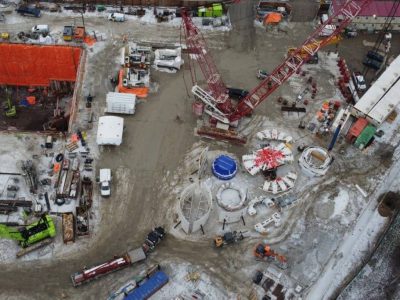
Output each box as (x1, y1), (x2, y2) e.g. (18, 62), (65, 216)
(212, 155), (238, 180)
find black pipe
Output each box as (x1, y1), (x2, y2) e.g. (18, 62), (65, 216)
(44, 192), (51, 212)
(173, 220), (181, 229)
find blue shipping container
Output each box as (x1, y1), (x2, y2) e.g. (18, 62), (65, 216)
(124, 271), (169, 300)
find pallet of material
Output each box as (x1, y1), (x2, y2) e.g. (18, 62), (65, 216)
(0, 200), (33, 207)
(76, 207), (89, 237)
(0, 206), (18, 214)
(62, 212), (75, 244)
(16, 238), (53, 258)
(80, 178), (93, 209)
(66, 142), (79, 152)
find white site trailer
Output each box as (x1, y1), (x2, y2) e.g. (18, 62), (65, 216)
(96, 116), (124, 146)
(352, 55), (400, 126)
(106, 92), (136, 115)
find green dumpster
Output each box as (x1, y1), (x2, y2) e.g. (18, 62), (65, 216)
(212, 3), (223, 17)
(198, 3), (223, 18)
(355, 124), (376, 149)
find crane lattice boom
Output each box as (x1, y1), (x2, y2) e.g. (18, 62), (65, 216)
(182, 10), (231, 112)
(182, 0), (372, 124)
(229, 0), (372, 121)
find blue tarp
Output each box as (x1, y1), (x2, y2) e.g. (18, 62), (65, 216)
(124, 271), (169, 300)
(212, 155), (237, 180)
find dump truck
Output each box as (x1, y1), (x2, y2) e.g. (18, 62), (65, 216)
(71, 227), (166, 287)
(0, 214), (56, 248)
(214, 231), (245, 247)
(254, 243), (288, 269)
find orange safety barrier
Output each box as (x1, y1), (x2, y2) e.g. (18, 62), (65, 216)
(53, 163), (61, 173)
(0, 44), (82, 87)
(117, 69), (149, 98)
(83, 36), (96, 46)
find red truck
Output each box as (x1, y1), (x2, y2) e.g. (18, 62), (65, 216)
(71, 227), (165, 287)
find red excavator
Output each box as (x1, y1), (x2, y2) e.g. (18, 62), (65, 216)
(254, 243), (288, 269)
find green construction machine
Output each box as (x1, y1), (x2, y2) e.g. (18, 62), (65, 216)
(0, 215), (56, 248)
(4, 91), (16, 117)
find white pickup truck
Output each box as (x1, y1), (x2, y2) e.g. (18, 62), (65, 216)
(99, 169), (112, 197)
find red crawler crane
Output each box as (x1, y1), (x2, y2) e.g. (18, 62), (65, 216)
(182, 0), (373, 142)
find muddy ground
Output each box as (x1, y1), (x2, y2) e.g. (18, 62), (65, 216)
(0, 0), (400, 299)
(0, 86), (72, 131)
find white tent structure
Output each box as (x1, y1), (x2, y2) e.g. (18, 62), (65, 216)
(96, 116), (124, 146)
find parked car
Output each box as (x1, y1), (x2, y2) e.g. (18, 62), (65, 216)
(32, 24), (49, 35)
(363, 57), (381, 70)
(16, 6), (41, 18)
(367, 50), (384, 63)
(257, 69), (268, 79)
(108, 13), (125, 22)
(227, 87), (249, 100)
(352, 71), (367, 91)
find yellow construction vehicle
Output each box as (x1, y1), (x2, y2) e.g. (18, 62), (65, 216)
(214, 231), (245, 248)
(4, 92), (16, 117)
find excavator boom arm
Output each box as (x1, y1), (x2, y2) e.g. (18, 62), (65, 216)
(0, 224), (24, 241)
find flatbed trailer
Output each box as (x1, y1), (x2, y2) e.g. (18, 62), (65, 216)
(71, 227), (165, 287)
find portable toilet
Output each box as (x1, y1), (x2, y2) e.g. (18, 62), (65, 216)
(212, 3), (223, 17)
(198, 6), (206, 17)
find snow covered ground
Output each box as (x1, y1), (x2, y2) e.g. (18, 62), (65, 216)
(306, 146), (400, 299)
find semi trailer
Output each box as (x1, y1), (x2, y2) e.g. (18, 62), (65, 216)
(71, 227), (165, 287)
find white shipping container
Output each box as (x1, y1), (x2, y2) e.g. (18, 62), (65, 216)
(106, 92), (136, 115)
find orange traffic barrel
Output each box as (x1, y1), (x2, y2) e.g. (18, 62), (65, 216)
(26, 96), (36, 105)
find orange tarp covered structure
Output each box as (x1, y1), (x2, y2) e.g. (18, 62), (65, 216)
(264, 12), (282, 24)
(0, 44), (82, 87)
(117, 69), (149, 98)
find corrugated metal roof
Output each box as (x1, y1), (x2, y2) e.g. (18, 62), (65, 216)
(333, 0), (400, 17)
(354, 55), (400, 124)
(368, 79), (400, 124)
(124, 271), (169, 300)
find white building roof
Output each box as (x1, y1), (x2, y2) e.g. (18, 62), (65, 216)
(353, 55), (400, 124)
(106, 92), (136, 114)
(368, 79), (400, 124)
(96, 116), (124, 146)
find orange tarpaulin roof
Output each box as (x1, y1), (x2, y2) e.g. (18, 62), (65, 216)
(0, 44), (82, 87)
(264, 12), (282, 24)
(117, 69), (149, 98)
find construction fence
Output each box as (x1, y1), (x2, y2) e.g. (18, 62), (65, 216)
(27, 0), (223, 7)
